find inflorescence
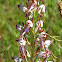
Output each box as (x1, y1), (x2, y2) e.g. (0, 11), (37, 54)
(12, 0), (53, 62)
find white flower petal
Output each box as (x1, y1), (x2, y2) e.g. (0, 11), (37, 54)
(19, 58), (23, 62)
(36, 20), (43, 27)
(40, 20), (43, 27)
(39, 32), (46, 38)
(29, 4), (35, 12)
(38, 4), (45, 14)
(23, 7), (27, 12)
(18, 38), (26, 46)
(26, 20), (33, 27)
(26, 50), (30, 57)
(45, 40), (52, 48)
(37, 38), (40, 41)
(37, 51), (46, 59)
(29, 14), (33, 19)
(13, 57), (19, 62)
(34, 0), (39, 5)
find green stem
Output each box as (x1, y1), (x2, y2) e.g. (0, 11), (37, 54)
(30, 28), (35, 62)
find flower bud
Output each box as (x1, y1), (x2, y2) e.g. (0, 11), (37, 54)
(16, 24), (24, 31)
(12, 57), (22, 62)
(16, 38), (26, 46)
(12, 57), (19, 62)
(18, 5), (27, 12)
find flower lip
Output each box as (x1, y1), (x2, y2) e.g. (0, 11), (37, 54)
(37, 51), (46, 58)
(39, 32), (46, 39)
(36, 20), (43, 27)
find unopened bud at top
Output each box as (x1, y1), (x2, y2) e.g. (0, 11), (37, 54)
(16, 38), (26, 46)
(18, 5), (27, 12)
(12, 57), (22, 62)
(12, 57), (19, 62)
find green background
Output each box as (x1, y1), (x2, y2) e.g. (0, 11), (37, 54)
(0, 0), (62, 62)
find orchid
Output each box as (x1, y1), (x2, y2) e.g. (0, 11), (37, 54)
(38, 4), (45, 14)
(45, 40), (52, 48)
(36, 20), (43, 27)
(37, 51), (52, 61)
(16, 38), (26, 46)
(38, 32), (46, 39)
(26, 20), (33, 27)
(12, 57), (22, 62)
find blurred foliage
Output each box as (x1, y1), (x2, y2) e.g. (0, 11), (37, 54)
(0, 0), (62, 62)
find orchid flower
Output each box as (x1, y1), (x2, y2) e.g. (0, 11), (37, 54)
(16, 38), (26, 46)
(21, 20), (33, 35)
(37, 51), (52, 60)
(38, 4), (45, 14)
(12, 57), (22, 62)
(37, 51), (46, 59)
(45, 40), (52, 48)
(39, 32), (46, 39)
(36, 20), (43, 27)
(26, 20), (33, 27)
